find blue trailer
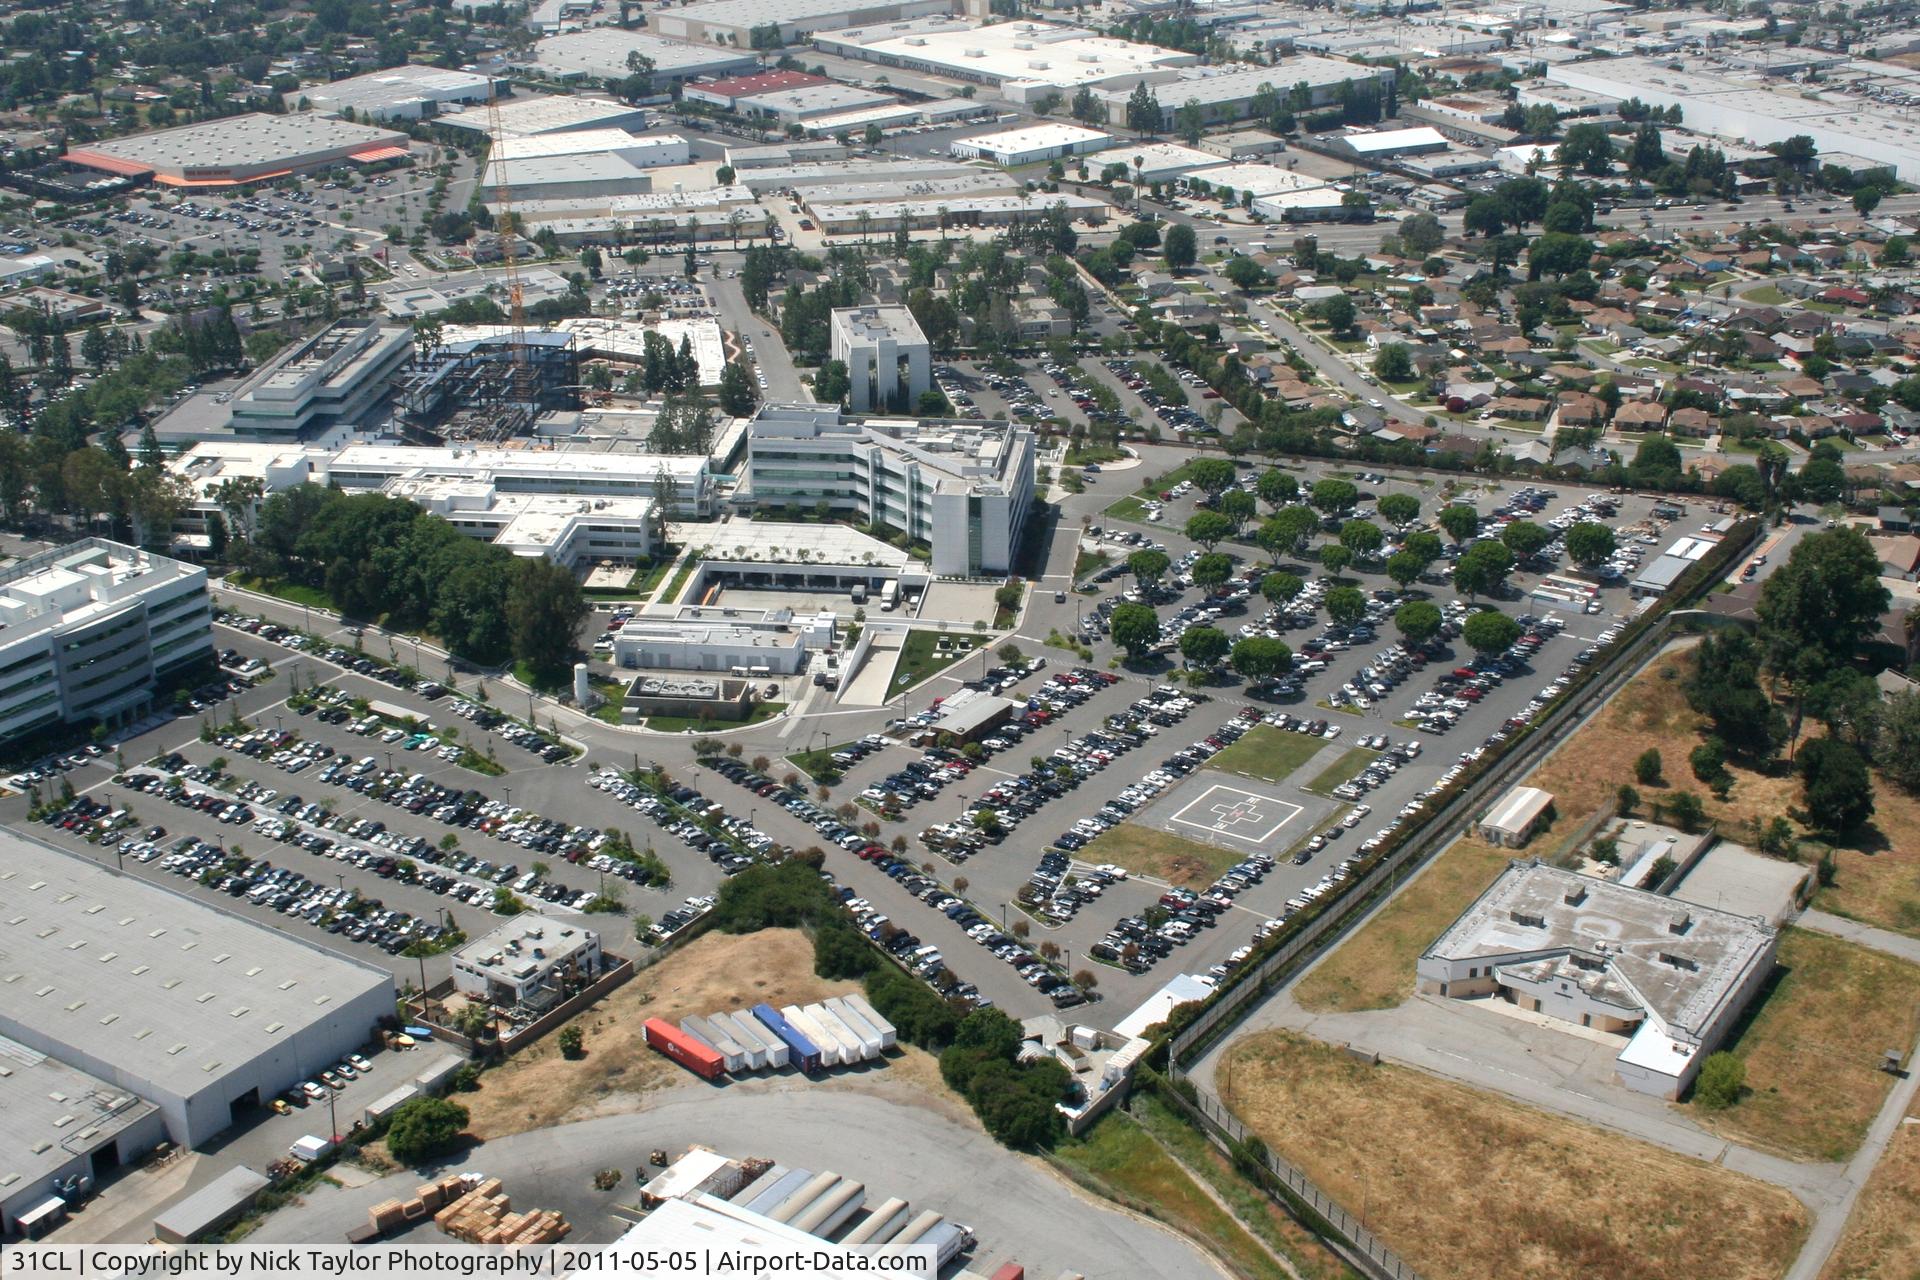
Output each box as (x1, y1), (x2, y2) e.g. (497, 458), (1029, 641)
(752, 1002), (822, 1073)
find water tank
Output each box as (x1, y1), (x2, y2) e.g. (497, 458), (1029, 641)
(573, 662), (590, 703)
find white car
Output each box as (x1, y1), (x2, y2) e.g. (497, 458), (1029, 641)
(1095, 863), (1129, 880)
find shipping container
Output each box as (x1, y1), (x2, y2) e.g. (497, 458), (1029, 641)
(821, 997), (885, 1059)
(990, 1265), (1026, 1280)
(839, 992), (898, 1050)
(705, 1012), (767, 1071)
(781, 1004), (848, 1068)
(680, 1015), (749, 1073)
(791, 1179), (865, 1237)
(643, 1017), (725, 1080)
(752, 1002), (821, 1073)
(841, 1197), (911, 1247)
(809, 1001), (880, 1062)
(720, 1009), (785, 1069)
(768, 1173), (841, 1224)
(740, 1167), (811, 1217)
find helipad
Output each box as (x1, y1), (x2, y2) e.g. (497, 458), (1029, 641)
(1168, 783), (1304, 846)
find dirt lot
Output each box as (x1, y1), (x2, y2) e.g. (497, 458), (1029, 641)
(1221, 1031), (1809, 1280)
(456, 929), (962, 1140)
(1083, 823), (1243, 887)
(1691, 927), (1920, 1162)
(1820, 1097), (1920, 1280)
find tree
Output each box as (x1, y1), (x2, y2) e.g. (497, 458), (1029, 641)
(1400, 212), (1445, 255)
(1325, 586), (1367, 626)
(1564, 521), (1616, 570)
(1693, 1051), (1745, 1110)
(1185, 511), (1232, 550)
(1339, 519), (1383, 559)
(1799, 736), (1874, 837)
(1666, 790), (1706, 834)
(1256, 469), (1298, 511)
(1260, 571), (1303, 605)
(1372, 343), (1413, 382)
(1385, 550), (1424, 591)
(1437, 504), (1479, 544)
(1757, 527), (1889, 699)
(1394, 600), (1443, 646)
(1377, 492), (1420, 527)
(1499, 520), (1553, 560)
(1308, 478), (1359, 519)
(1110, 602), (1161, 659)
(1461, 609), (1520, 657)
(1556, 123), (1613, 176)
(1231, 635), (1292, 680)
(1315, 292), (1356, 335)
(814, 359), (850, 405)
(506, 556), (588, 678)
(1191, 552), (1233, 590)
(1223, 255), (1268, 290)
(1319, 544), (1352, 577)
(1876, 688), (1920, 795)
(557, 1024), (585, 1058)
(385, 1096), (470, 1165)
(1854, 186), (1883, 218)
(1180, 625), (1229, 668)
(1634, 748), (1664, 786)
(1189, 458), (1236, 497)
(1452, 541), (1513, 598)
(1127, 547), (1170, 585)
(1157, 223), (1198, 272)
(717, 356), (757, 417)
(1219, 489), (1256, 531)
(1528, 232), (1592, 279)
(1259, 507), (1317, 561)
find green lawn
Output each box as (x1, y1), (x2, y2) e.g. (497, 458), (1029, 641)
(1074, 548), (1112, 580)
(645, 701), (786, 733)
(658, 553), (704, 607)
(229, 574), (336, 613)
(1105, 495), (1149, 522)
(1303, 746), (1380, 796)
(1743, 284), (1789, 305)
(892, 630), (982, 694)
(1066, 443), (1127, 466)
(1206, 725), (1328, 785)
(631, 553), (676, 599)
(788, 742), (853, 781)
(589, 677), (627, 725)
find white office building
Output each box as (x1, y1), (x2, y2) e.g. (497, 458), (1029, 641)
(153, 319), (415, 442)
(612, 606), (836, 675)
(0, 832), (396, 1149)
(296, 65), (497, 121)
(452, 916), (604, 1011)
(746, 404), (1034, 577)
(0, 540), (212, 742)
(830, 305), (931, 414)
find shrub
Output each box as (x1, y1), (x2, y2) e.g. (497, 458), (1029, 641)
(385, 1096), (470, 1165)
(1633, 748), (1663, 786)
(557, 1025), (584, 1059)
(1693, 1051), (1745, 1110)
(1690, 738), (1727, 784)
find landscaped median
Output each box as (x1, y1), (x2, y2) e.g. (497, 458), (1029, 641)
(1219, 1031), (1810, 1280)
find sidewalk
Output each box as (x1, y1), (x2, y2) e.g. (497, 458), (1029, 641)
(1797, 909), (1920, 965)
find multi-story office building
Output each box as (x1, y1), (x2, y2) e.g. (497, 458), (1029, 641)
(829, 305), (931, 413)
(746, 404), (1034, 577)
(155, 319), (415, 442)
(0, 540), (212, 742)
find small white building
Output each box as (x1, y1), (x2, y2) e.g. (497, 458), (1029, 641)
(611, 607), (834, 675)
(950, 123), (1111, 166)
(452, 916), (604, 1011)
(1478, 785), (1555, 848)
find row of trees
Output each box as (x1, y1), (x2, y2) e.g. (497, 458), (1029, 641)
(237, 485), (588, 676)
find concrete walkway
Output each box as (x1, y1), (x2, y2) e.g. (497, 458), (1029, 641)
(1798, 909), (1920, 965)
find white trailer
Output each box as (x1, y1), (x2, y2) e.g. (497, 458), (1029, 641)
(841, 1197), (911, 1246)
(782, 1004), (849, 1067)
(697, 1011), (765, 1070)
(916, 1222), (974, 1269)
(823, 996), (888, 1057)
(740, 1167), (809, 1216)
(719, 1009), (784, 1069)
(768, 1173), (841, 1225)
(839, 992), (897, 1049)
(810, 1001), (880, 1061)
(791, 1179), (865, 1237)
(679, 1015), (749, 1073)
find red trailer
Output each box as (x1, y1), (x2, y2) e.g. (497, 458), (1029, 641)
(644, 1017), (725, 1079)
(989, 1265), (1024, 1280)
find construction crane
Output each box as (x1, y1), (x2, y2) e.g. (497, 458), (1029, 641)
(484, 76), (529, 363)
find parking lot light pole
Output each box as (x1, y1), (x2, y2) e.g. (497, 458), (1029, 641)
(326, 1086), (339, 1145)
(1000, 903), (1008, 930)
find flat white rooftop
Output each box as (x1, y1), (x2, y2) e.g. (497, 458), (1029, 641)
(69, 112), (404, 170)
(1184, 162), (1325, 195)
(438, 94), (646, 137)
(815, 16), (1195, 89)
(529, 29), (756, 80)
(954, 122), (1111, 158)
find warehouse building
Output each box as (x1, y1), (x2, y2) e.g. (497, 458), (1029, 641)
(64, 113), (408, 188)
(1418, 859), (1778, 1099)
(0, 1047), (166, 1238)
(452, 916), (605, 1012)
(437, 94), (649, 140)
(527, 29), (757, 86)
(831, 305), (931, 413)
(0, 540), (212, 742)
(654, 0), (954, 47)
(684, 70), (830, 111)
(951, 123), (1111, 165)
(1251, 188), (1350, 221)
(1184, 162), (1325, 198)
(806, 192), (1107, 233)
(1334, 125), (1451, 159)
(812, 16), (1195, 103)
(481, 146), (688, 204)
(1087, 141), (1219, 183)
(730, 83), (900, 122)
(1099, 57), (1391, 128)
(296, 65), (496, 121)
(0, 832), (396, 1149)
(746, 403), (1034, 577)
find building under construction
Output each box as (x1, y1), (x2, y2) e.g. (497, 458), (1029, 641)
(393, 330), (580, 443)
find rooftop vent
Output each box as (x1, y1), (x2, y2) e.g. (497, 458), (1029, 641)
(1668, 910), (1693, 935)
(1564, 885), (1587, 906)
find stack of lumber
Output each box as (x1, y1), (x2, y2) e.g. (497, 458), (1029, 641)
(433, 1179), (570, 1244)
(368, 1174), (470, 1234)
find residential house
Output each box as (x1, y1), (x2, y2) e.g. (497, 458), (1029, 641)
(1487, 395), (1548, 420)
(1614, 400), (1668, 431)
(1557, 391), (1606, 427)
(1668, 406), (1717, 437)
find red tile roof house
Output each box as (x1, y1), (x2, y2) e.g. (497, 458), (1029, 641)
(1669, 407), (1717, 437)
(1613, 399), (1669, 431)
(1557, 392), (1606, 426)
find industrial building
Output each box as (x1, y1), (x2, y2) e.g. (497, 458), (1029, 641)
(1087, 141), (1219, 183)
(746, 404), (1034, 577)
(1547, 54), (1920, 181)
(63, 113), (409, 188)
(296, 64), (496, 121)
(451, 916), (605, 1011)
(1477, 785), (1556, 848)
(831, 305), (931, 413)
(437, 94), (649, 140)
(1333, 125), (1451, 159)
(653, 0), (954, 47)
(1098, 57), (1391, 128)
(806, 192), (1107, 233)
(1418, 860), (1779, 1099)
(489, 128), (691, 170)
(1251, 188), (1350, 221)
(950, 123), (1112, 166)
(1184, 162), (1325, 198)
(0, 831), (396, 1149)
(612, 607), (836, 675)
(0, 540), (211, 742)
(683, 70), (831, 111)
(481, 140), (690, 205)
(0, 1045), (166, 1238)
(527, 29), (759, 85)
(812, 17), (1196, 103)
